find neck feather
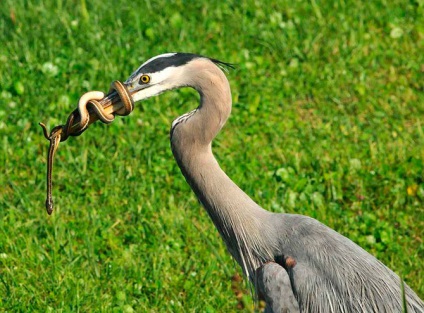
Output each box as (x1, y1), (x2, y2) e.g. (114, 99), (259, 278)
(171, 59), (277, 278)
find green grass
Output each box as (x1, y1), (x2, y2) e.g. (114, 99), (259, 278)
(1, 0), (423, 311)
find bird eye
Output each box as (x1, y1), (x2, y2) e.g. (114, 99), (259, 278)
(140, 75), (150, 84)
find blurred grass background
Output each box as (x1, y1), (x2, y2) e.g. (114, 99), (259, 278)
(1, 0), (423, 311)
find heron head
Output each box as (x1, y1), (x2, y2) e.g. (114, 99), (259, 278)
(123, 53), (234, 103)
(123, 53), (200, 102)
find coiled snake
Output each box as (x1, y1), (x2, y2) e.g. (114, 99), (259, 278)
(39, 80), (134, 214)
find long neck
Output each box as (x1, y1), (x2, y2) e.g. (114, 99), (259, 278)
(171, 60), (277, 278)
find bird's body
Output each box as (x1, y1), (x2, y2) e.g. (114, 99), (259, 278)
(124, 53), (424, 312)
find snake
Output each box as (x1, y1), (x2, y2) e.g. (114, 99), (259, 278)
(39, 80), (134, 214)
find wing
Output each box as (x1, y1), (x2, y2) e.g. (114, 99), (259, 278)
(256, 262), (300, 313)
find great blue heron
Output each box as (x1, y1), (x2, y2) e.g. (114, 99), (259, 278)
(122, 53), (424, 312)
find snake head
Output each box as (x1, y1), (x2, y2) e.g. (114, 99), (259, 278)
(46, 199), (54, 215)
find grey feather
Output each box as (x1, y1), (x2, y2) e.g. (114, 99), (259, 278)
(256, 262), (300, 313)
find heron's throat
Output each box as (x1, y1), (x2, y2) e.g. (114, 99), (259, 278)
(172, 145), (276, 278)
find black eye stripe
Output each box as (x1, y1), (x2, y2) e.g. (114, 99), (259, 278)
(138, 53), (198, 74)
(127, 53), (234, 84)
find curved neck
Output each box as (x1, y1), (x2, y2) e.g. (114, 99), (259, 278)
(170, 59), (276, 278)
(171, 59), (232, 146)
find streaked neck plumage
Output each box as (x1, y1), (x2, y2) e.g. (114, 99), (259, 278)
(170, 59), (277, 278)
